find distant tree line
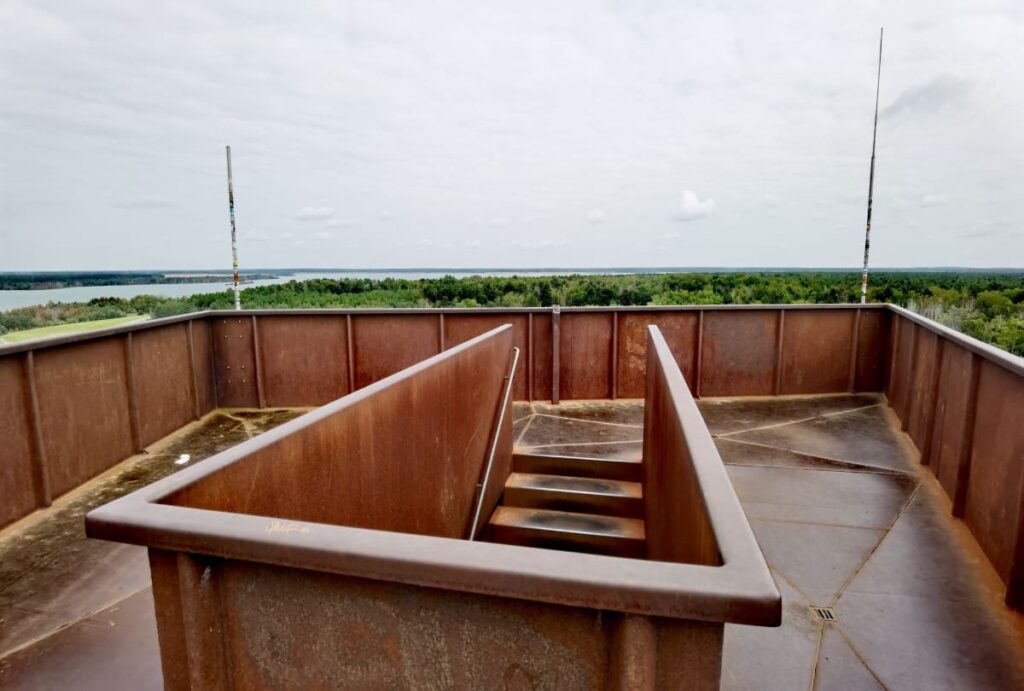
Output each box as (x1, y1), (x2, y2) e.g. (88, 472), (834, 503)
(1, 272), (1022, 355)
(0, 271), (277, 290)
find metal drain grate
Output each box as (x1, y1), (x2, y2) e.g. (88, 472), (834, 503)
(811, 606), (837, 622)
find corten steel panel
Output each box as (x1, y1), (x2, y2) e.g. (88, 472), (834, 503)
(211, 317), (258, 407)
(531, 313), (553, 401)
(131, 324), (194, 447)
(906, 329), (940, 449)
(163, 327), (513, 539)
(0, 357), (38, 526)
(148, 550), (191, 691)
(928, 343), (975, 501)
(190, 319), (216, 413)
(779, 310), (855, 394)
(145, 556), (724, 691)
(643, 337), (718, 566)
(964, 361), (1024, 587)
(889, 318), (917, 422)
(855, 309), (889, 391)
(444, 313), (529, 400)
(256, 316), (350, 406)
(699, 310), (779, 397)
(352, 314), (440, 390)
(34, 338), (134, 498)
(89, 320), (780, 632)
(560, 312), (613, 400)
(617, 312), (699, 399)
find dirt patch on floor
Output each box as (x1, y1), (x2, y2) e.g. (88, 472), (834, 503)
(0, 409), (306, 618)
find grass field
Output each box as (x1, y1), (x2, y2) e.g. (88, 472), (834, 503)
(0, 315), (148, 344)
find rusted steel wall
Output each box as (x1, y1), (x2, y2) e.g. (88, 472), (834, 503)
(0, 315), (206, 527)
(33, 337), (136, 498)
(442, 312), (531, 400)
(884, 307), (1024, 609)
(643, 327), (719, 566)
(212, 316), (259, 407)
(146, 550), (723, 691)
(352, 314), (440, 391)
(256, 315), (350, 406)
(163, 325), (514, 538)
(231, 306), (886, 408)
(0, 306), (887, 530)
(189, 318), (216, 415)
(131, 323), (196, 447)
(0, 356), (38, 526)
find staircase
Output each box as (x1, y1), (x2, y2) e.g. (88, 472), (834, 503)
(483, 452), (646, 558)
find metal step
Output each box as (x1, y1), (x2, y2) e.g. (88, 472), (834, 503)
(512, 451), (642, 482)
(487, 506), (646, 558)
(503, 472), (644, 518)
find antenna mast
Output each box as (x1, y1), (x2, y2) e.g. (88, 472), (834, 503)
(225, 145), (241, 310)
(860, 28), (884, 304)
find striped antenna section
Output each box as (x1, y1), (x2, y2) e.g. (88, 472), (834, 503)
(861, 28), (884, 304)
(226, 145), (241, 311)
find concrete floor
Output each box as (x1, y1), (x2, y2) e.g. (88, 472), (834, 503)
(515, 395), (1024, 690)
(0, 409), (305, 690)
(2, 396), (1023, 689)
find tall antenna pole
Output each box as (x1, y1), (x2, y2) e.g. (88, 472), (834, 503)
(860, 28), (884, 304)
(225, 145), (241, 310)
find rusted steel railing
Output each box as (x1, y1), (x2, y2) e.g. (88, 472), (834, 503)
(0, 304), (890, 530)
(4, 303), (1024, 612)
(884, 305), (1024, 608)
(86, 322), (781, 689)
(468, 345), (520, 540)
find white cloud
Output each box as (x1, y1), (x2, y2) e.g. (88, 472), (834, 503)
(464, 239), (483, 247)
(586, 209), (607, 224)
(312, 231), (335, 240)
(881, 76), (970, 121)
(295, 206), (335, 221)
(662, 231), (681, 240)
(1, 3), (1021, 269)
(509, 239), (568, 248)
(324, 218), (352, 228)
(112, 196), (176, 209)
(488, 217), (512, 228)
(920, 194), (946, 207)
(675, 190), (714, 222)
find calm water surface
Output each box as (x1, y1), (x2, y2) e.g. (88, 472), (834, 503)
(0, 270), (627, 311)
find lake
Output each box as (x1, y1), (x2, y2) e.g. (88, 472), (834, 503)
(0, 270), (632, 311)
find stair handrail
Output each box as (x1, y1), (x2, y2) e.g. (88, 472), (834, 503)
(468, 346), (520, 540)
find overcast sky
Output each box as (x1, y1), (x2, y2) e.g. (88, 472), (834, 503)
(1, 1), (1022, 270)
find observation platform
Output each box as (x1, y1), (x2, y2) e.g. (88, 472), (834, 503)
(1, 304), (1023, 688)
(2, 395), (1022, 690)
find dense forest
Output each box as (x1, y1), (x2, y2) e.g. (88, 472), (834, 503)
(1, 271), (1022, 355)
